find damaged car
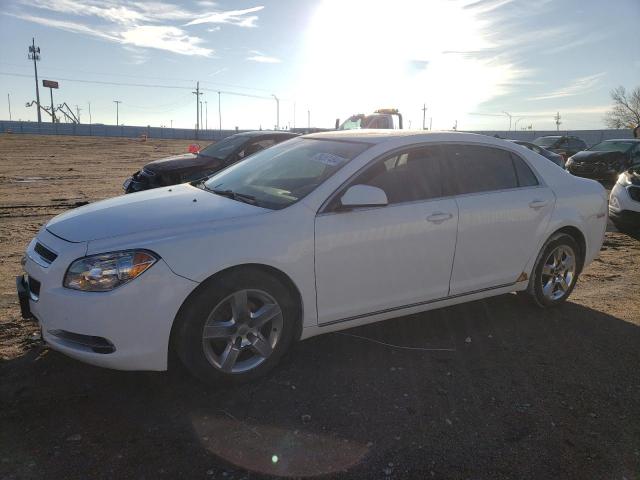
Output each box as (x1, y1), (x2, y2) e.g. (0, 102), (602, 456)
(565, 139), (640, 182)
(123, 131), (297, 193)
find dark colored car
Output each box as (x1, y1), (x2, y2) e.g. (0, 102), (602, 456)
(124, 131), (297, 193)
(532, 135), (587, 160)
(508, 140), (565, 167)
(565, 139), (640, 181)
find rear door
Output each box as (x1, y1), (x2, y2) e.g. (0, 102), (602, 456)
(314, 145), (458, 324)
(442, 144), (555, 295)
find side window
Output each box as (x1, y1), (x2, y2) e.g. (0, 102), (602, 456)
(236, 139), (276, 161)
(443, 145), (518, 195)
(511, 153), (539, 187)
(350, 146), (444, 204)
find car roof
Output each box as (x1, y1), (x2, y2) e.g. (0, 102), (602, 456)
(234, 130), (298, 138)
(601, 138), (640, 142)
(304, 129), (500, 145)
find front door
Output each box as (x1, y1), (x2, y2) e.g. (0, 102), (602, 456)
(314, 145), (458, 325)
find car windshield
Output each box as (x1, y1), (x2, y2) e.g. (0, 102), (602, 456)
(533, 137), (560, 147)
(203, 137), (370, 210)
(199, 135), (250, 159)
(588, 141), (635, 153)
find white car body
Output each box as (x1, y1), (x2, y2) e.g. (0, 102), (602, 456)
(21, 131), (608, 371)
(609, 168), (640, 228)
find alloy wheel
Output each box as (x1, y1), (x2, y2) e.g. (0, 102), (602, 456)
(201, 289), (283, 374)
(540, 245), (576, 301)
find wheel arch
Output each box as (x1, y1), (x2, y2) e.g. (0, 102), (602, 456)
(551, 225), (587, 273)
(168, 263), (305, 363)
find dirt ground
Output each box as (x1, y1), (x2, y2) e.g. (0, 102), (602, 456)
(1, 134), (639, 479)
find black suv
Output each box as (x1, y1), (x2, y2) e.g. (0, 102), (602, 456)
(124, 131), (297, 193)
(532, 135), (587, 160)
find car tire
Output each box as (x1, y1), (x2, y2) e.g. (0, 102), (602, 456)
(525, 233), (582, 308)
(173, 268), (299, 384)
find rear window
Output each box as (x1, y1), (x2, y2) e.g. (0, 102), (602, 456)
(443, 145), (518, 195)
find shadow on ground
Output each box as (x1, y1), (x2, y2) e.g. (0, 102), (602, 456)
(1, 294), (639, 479)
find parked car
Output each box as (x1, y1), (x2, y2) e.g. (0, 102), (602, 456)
(18, 131), (608, 383)
(565, 139), (640, 182)
(533, 135), (587, 160)
(123, 131), (297, 193)
(507, 140), (565, 167)
(609, 165), (640, 231)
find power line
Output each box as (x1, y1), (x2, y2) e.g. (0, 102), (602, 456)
(0, 71), (274, 100)
(0, 61), (274, 94)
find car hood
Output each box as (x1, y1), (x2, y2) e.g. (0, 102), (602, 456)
(46, 184), (265, 242)
(570, 151), (625, 163)
(144, 153), (218, 173)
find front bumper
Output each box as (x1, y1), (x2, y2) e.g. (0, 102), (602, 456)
(21, 230), (198, 371)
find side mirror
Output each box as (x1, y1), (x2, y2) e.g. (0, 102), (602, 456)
(188, 144), (201, 154)
(340, 185), (388, 209)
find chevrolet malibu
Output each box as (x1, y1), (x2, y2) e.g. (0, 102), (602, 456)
(17, 131), (608, 383)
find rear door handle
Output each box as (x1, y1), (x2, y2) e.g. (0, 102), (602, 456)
(529, 200), (548, 210)
(426, 212), (453, 224)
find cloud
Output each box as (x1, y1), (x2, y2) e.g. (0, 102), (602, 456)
(246, 50), (281, 63)
(185, 6), (264, 27)
(7, 0), (264, 57)
(530, 73), (606, 101)
(120, 25), (213, 56)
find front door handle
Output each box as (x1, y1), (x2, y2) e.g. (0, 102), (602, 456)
(529, 199), (548, 210)
(426, 212), (453, 224)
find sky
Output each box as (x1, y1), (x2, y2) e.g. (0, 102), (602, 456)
(0, 0), (639, 132)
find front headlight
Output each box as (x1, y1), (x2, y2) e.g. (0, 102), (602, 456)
(64, 250), (158, 292)
(618, 172), (632, 187)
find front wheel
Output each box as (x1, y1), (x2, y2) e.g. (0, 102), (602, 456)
(173, 269), (299, 384)
(526, 233), (581, 308)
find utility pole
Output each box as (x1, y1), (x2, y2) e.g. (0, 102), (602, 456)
(200, 100), (203, 130)
(87, 101), (92, 124)
(204, 101), (208, 130)
(7, 93), (11, 121)
(429, 117), (433, 130)
(502, 111), (512, 131)
(272, 94), (279, 130)
(113, 100), (122, 125)
(192, 82), (202, 136)
(218, 91), (222, 132)
(554, 111), (561, 131)
(170, 119), (173, 129)
(422, 103), (427, 130)
(307, 109), (310, 129)
(28, 38), (42, 123)
(293, 101), (296, 129)
(75, 105), (82, 123)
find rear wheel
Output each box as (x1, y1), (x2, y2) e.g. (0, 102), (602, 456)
(526, 233), (581, 308)
(174, 269), (298, 384)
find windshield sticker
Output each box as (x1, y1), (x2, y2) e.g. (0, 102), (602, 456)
(311, 152), (348, 166)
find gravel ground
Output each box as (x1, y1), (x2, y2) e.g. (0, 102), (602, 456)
(1, 134), (639, 479)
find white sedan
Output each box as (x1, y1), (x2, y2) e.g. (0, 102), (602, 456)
(17, 131), (608, 383)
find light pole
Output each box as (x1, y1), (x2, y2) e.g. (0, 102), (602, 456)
(7, 93), (12, 121)
(28, 38), (42, 124)
(205, 101), (208, 130)
(502, 111), (512, 131)
(514, 117), (528, 130)
(218, 91), (222, 132)
(87, 101), (92, 124)
(272, 94), (279, 130)
(113, 100), (122, 125)
(307, 109), (310, 129)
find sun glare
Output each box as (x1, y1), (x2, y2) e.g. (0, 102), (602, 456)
(297, 0), (520, 129)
